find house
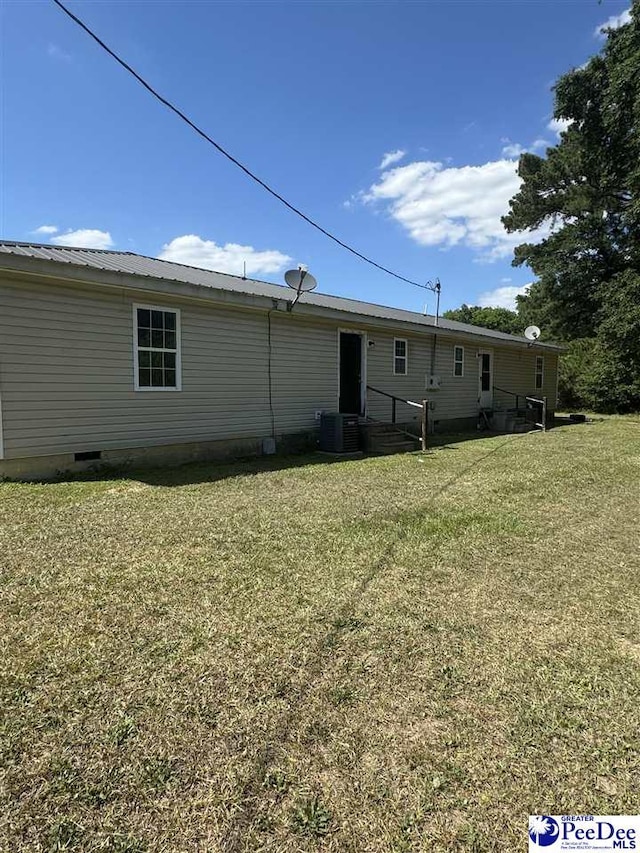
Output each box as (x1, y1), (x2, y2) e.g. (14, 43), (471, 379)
(0, 241), (562, 478)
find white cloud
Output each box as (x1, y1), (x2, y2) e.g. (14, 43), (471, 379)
(500, 137), (549, 158)
(51, 229), (114, 249)
(378, 149), (406, 170)
(501, 141), (525, 158)
(33, 225), (59, 235)
(158, 235), (292, 277)
(343, 192), (363, 210)
(595, 7), (631, 36)
(47, 43), (71, 62)
(477, 283), (531, 310)
(547, 117), (573, 138)
(364, 158), (551, 262)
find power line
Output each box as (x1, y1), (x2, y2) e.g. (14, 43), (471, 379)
(51, 0), (432, 291)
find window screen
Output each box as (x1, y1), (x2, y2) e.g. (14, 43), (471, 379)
(535, 355), (544, 390)
(135, 307), (180, 390)
(394, 338), (408, 375)
(454, 346), (464, 377)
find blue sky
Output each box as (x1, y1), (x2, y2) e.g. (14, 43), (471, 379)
(1, 0), (631, 314)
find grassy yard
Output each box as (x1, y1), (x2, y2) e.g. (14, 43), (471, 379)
(1, 418), (640, 852)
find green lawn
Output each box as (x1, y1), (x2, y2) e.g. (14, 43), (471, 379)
(2, 418), (640, 852)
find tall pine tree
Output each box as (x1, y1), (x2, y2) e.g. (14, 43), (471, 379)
(503, 2), (640, 409)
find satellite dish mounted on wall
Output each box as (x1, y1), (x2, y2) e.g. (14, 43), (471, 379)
(285, 265), (317, 311)
(524, 325), (541, 344)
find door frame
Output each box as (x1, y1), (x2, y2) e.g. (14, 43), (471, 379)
(478, 348), (494, 408)
(337, 328), (367, 415)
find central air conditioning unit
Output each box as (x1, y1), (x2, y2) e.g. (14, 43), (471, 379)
(426, 375), (441, 390)
(319, 412), (360, 453)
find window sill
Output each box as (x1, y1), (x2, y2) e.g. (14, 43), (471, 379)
(134, 387), (182, 392)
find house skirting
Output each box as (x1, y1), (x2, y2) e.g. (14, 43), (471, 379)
(430, 415), (479, 433)
(0, 431), (317, 481)
(0, 414), (507, 481)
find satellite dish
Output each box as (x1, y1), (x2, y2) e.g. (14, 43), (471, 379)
(525, 325), (541, 341)
(284, 266), (317, 311)
(285, 267), (317, 293)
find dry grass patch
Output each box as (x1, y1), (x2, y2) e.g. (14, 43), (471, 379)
(1, 417), (639, 851)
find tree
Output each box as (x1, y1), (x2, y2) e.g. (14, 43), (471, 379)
(586, 271), (640, 411)
(502, 2), (640, 410)
(442, 304), (523, 335)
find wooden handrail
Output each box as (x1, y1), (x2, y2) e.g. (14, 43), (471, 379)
(526, 395), (548, 432)
(492, 387), (547, 431)
(366, 385), (422, 409)
(366, 385), (428, 450)
(493, 385), (521, 410)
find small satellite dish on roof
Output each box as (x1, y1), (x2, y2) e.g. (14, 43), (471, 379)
(525, 325), (541, 341)
(284, 265), (317, 310)
(285, 267), (317, 293)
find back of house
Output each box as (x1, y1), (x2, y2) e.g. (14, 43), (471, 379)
(0, 242), (561, 478)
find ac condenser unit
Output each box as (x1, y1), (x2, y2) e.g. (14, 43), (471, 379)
(319, 413), (360, 453)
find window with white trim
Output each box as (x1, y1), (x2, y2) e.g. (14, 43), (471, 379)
(393, 338), (408, 375)
(454, 345), (464, 377)
(535, 355), (544, 390)
(134, 305), (181, 390)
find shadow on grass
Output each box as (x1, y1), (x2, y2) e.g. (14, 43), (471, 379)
(130, 453), (351, 487)
(6, 452), (350, 489)
(7, 421), (590, 489)
(26, 435), (485, 487)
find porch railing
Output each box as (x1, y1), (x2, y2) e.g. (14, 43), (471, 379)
(526, 396), (548, 432)
(493, 385), (522, 410)
(366, 385), (428, 451)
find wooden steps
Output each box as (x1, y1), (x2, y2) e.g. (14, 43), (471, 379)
(360, 422), (419, 455)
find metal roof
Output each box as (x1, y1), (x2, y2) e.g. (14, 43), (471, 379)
(0, 241), (561, 349)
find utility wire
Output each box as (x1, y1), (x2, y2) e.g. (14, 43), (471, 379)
(52, 0), (431, 291)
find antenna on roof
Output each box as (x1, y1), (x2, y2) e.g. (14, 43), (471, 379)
(284, 265), (317, 311)
(425, 278), (441, 325)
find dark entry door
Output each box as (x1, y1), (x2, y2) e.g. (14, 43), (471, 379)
(339, 332), (362, 414)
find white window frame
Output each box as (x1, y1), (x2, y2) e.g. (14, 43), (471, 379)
(453, 345), (464, 377)
(133, 303), (182, 392)
(535, 355), (544, 391)
(393, 338), (408, 375)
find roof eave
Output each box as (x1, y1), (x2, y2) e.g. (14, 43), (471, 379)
(0, 253), (564, 352)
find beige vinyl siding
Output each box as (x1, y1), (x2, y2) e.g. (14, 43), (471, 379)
(364, 333), (480, 424)
(366, 331), (429, 423)
(430, 338), (480, 421)
(365, 335), (558, 423)
(493, 347), (558, 409)
(0, 277), (272, 459)
(270, 313), (338, 433)
(0, 274), (560, 461)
